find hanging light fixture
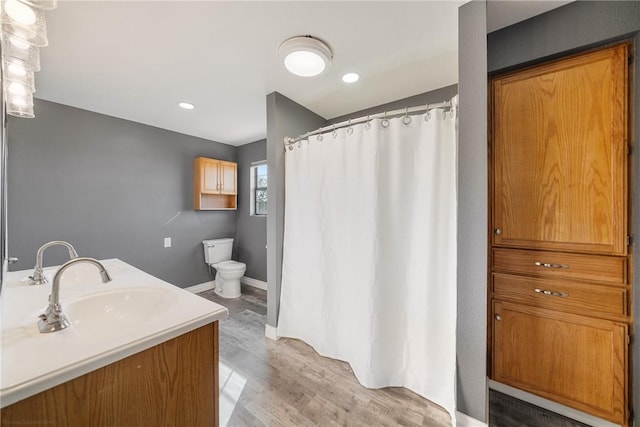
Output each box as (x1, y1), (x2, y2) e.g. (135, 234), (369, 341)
(278, 35), (332, 77)
(1, 0), (56, 118)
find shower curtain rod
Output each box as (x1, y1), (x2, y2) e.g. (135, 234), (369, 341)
(284, 98), (456, 147)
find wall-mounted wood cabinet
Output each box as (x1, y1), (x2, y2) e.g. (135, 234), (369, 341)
(194, 157), (237, 210)
(489, 43), (632, 426)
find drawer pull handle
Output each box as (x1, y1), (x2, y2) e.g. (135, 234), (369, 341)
(534, 261), (569, 269)
(534, 288), (569, 298)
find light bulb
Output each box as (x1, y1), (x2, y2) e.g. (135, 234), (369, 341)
(7, 61), (27, 76)
(9, 35), (30, 50)
(8, 81), (28, 96)
(12, 96), (28, 107)
(4, 0), (37, 25)
(284, 51), (326, 77)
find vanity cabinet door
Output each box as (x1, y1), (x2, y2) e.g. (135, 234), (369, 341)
(492, 301), (627, 424)
(492, 44), (628, 255)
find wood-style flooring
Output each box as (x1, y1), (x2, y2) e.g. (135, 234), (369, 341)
(199, 286), (590, 427)
(198, 285), (452, 427)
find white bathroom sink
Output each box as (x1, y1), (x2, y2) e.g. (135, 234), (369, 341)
(64, 287), (179, 334)
(1, 258), (228, 408)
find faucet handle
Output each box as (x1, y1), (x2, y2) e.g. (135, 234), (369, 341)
(28, 268), (48, 285)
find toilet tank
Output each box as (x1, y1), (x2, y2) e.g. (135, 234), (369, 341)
(202, 238), (233, 264)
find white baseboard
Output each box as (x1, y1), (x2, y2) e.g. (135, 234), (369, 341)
(265, 324), (279, 341)
(241, 276), (267, 291)
(455, 411), (487, 427)
(489, 380), (621, 427)
(185, 280), (216, 294)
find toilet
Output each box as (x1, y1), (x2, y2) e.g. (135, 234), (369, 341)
(202, 238), (246, 299)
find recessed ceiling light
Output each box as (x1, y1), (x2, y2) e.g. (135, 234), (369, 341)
(279, 35), (332, 77)
(342, 72), (359, 83)
(178, 102), (194, 110)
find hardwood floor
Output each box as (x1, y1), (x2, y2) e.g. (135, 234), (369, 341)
(198, 286), (452, 427)
(199, 286), (589, 427)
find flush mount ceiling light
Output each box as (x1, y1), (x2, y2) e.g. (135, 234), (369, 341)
(178, 101), (195, 110)
(279, 35), (332, 77)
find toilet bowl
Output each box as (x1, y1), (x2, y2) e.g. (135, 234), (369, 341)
(202, 238), (246, 299)
(213, 260), (246, 299)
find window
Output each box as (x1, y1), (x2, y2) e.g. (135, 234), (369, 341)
(251, 162), (267, 216)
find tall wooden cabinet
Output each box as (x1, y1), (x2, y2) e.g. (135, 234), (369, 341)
(489, 43), (632, 425)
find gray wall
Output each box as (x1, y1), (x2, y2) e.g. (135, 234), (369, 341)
(329, 84), (459, 123)
(236, 139), (267, 282)
(7, 99), (237, 288)
(266, 92), (326, 327)
(457, 0), (488, 421)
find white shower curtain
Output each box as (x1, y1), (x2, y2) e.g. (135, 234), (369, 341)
(278, 107), (457, 423)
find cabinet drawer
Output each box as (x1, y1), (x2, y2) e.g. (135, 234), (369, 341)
(493, 248), (626, 285)
(493, 273), (627, 317)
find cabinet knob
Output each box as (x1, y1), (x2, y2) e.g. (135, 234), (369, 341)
(495, 314), (501, 321)
(495, 228), (502, 235)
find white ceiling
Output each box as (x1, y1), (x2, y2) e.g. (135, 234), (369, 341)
(34, 1), (570, 147)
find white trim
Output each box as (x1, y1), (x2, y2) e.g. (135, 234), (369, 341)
(241, 276), (267, 291)
(488, 380), (621, 427)
(265, 324), (279, 341)
(184, 280), (216, 294)
(455, 411), (487, 427)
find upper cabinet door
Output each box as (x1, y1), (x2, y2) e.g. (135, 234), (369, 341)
(492, 44), (628, 255)
(201, 159), (221, 193)
(219, 161), (237, 194)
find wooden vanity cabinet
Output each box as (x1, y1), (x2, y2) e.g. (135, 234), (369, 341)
(489, 43), (632, 426)
(195, 157), (237, 210)
(1, 323), (220, 427)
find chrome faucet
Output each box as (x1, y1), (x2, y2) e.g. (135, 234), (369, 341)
(28, 241), (79, 285)
(38, 257), (112, 333)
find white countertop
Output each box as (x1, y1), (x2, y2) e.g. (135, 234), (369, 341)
(0, 258), (228, 407)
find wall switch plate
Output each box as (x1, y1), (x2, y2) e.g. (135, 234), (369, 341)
(164, 237), (171, 248)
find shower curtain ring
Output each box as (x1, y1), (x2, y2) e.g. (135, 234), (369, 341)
(425, 108), (431, 121)
(347, 119), (354, 135)
(381, 112), (389, 128)
(402, 107), (412, 125)
(364, 115), (371, 130)
(332, 125), (337, 139)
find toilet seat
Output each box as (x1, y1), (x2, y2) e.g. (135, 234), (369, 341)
(214, 260), (246, 272)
